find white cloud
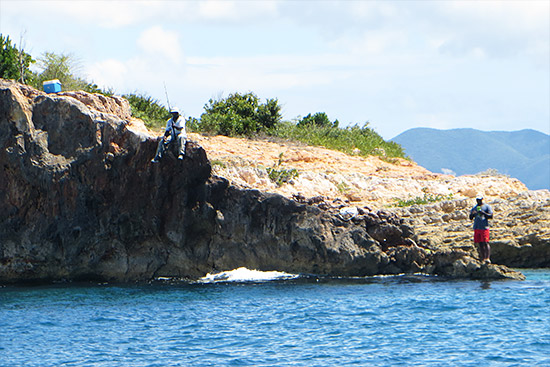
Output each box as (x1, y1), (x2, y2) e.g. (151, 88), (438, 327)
(11, 0), (166, 29)
(446, 0), (549, 31)
(196, 0), (279, 22)
(184, 54), (353, 92)
(437, 1), (549, 63)
(346, 29), (409, 57)
(198, 1), (238, 20)
(87, 59), (127, 90)
(137, 26), (183, 64)
(85, 26), (184, 94)
(441, 168), (456, 176)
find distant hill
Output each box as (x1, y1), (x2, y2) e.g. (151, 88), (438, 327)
(391, 128), (550, 190)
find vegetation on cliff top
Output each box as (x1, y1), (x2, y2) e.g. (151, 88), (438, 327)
(1, 34), (405, 160)
(126, 91), (404, 160)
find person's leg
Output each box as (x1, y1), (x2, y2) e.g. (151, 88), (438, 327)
(152, 136), (171, 161)
(152, 140), (164, 162)
(474, 229), (482, 261)
(485, 229), (491, 262)
(177, 134), (186, 159)
(478, 242), (490, 263)
(484, 242), (491, 263)
(475, 242), (483, 261)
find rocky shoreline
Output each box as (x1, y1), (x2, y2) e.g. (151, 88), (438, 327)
(2, 79), (546, 284)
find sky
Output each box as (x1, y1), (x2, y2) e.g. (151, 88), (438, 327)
(1, 0), (549, 139)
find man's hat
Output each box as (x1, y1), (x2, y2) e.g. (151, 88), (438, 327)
(476, 195), (483, 200)
(170, 107), (180, 114)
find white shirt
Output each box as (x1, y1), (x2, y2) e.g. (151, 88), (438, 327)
(165, 115), (186, 137)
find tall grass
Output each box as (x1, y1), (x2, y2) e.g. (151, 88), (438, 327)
(268, 122), (406, 159)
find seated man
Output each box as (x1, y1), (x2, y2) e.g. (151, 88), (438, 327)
(151, 107), (187, 163)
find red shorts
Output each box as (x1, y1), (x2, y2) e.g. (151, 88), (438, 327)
(474, 229), (490, 243)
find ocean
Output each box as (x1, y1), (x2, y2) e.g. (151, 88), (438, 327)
(1, 268), (549, 366)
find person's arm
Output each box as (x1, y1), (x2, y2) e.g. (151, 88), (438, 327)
(164, 119), (172, 138)
(469, 207), (476, 220)
(482, 205), (493, 219)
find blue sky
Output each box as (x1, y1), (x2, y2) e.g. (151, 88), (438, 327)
(1, 0), (549, 139)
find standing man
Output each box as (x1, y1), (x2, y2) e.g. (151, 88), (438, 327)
(151, 107), (187, 163)
(469, 196), (493, 264)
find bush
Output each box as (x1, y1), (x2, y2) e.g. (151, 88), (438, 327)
(186, 116), (201, 132)
(84, 83), (114, 96)
(123, 93), (170, 129)
(266, 153), (299, 186)
(197, 92), (282, 136)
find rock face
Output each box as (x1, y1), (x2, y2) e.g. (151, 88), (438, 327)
(0, 79), (525, 283)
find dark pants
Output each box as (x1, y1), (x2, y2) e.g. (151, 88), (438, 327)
(154, 133), (186, 160)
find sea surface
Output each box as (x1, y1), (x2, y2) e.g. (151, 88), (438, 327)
(1, 268), (549, 367)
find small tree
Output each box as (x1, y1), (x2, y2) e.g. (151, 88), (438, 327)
(34, 52), (114, 95)
(0, 34), (34, 82)
(30, 52), (89, 91)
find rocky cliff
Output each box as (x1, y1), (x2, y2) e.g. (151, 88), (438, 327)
(0, 79), (531, 283)
(189, 129), (550, 271)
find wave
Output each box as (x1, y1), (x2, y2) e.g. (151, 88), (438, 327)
(198, 267), (299, 283)
(154, 270), (438, 285)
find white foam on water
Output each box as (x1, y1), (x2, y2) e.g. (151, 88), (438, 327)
(199, 267), (299, 283)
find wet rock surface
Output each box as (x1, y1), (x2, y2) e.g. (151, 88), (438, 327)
(0, 79), (527, 283)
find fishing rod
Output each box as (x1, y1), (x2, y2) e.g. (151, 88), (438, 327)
(163, 82), (175, 139)
(163, 81), (171, 112)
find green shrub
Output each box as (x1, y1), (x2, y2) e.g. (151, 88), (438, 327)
(186, 116), (201, 133)
(84, 83), (114, 96)
(123, 93), (170, 129)
(197, 92), (282, 136)
(210, 159), (227, 168)
(266, 153), (299, 186)
(393, 193), (453, 207)
(336, 181), (350, 193)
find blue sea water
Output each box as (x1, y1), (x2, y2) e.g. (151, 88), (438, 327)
(1, 269), (549, 367)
